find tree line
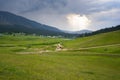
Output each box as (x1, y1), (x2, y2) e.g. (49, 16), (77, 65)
(78, 25), (120, 37)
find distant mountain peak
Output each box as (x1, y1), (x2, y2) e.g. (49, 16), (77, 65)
(74, 29), (92, 34)
(63, 29), (92, 34)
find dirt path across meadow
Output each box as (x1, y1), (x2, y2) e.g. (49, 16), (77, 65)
(17, 44), (120, 56)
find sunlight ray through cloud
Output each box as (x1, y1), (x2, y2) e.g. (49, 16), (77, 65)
(66, 14), (91, 31)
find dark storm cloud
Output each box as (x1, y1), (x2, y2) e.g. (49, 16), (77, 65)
(0, 0), (67, 14)
(1, 0), (119, 15)
(0, 0), (120, 31)
(20, 0), (67, 14)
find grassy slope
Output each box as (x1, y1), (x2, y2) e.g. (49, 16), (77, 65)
(64, 30), (120, 48)
(0, 30), (120, 80)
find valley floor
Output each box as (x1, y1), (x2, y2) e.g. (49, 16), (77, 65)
(0, 33), (120, 80)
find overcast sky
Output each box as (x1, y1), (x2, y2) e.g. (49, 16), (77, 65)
(0, 0), (120, 31)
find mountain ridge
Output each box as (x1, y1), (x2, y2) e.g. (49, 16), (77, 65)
(0, 11), (73, 37)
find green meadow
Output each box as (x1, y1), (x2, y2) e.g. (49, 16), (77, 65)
(0, 30), (120, 80)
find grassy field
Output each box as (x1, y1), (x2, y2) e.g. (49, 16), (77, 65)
(0, 30), (120, 80)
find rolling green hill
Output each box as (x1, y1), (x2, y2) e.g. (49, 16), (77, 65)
(64, 30), (120, 48)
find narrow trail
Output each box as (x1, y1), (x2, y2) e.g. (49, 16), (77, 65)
(59, 43), (120, 51)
